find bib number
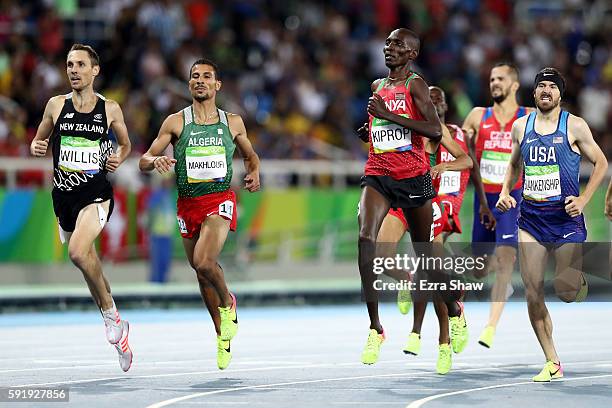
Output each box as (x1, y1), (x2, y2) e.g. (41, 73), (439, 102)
(371, 116), (412, 153)
(438, 171), (461, 195)
(219, 200), (234, 219)
(59, 135), (100, 173)
(523, 164), (562, 201)
(480, 150), (510, 185)
(177, 216), (188, 234)
(186, 146), (227, 183)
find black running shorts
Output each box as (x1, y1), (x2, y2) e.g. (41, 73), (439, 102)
(52, 184), (114, 232)
(361, 173), (436, 210)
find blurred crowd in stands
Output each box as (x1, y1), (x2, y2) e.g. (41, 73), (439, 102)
(1, 0), (611, 162)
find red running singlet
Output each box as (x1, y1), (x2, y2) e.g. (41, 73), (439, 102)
(435, 124), (470, 216)
(474, 106), (527, 193)
(364, 72), (430, 180)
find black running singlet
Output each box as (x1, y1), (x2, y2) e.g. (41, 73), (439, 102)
(51, 93), (113, 193)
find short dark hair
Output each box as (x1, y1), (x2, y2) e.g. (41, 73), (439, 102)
(396, 28), (420, 52)
(493, 62), (519, 82)
(190, 58), (220, 80)
(68, 44), (99, 66)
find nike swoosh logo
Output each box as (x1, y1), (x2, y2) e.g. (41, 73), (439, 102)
(190, 130), (207, 136)
(502, 234), (514, 239)
(483, 124), (493, 129)
(409, 195), (422, 199)
(525, 138), (537, 143)
(543, 73), (553, 76)
(562, 232), (576, 239)
(549, 366), (561, 376)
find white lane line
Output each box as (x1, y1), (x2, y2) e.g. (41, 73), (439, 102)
(144, 371), (464, 408)
(405, 373), (612, 408)
(144, 361), (612, 408)
(143, 363), (556, 408)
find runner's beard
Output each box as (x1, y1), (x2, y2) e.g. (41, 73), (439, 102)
(535, 98), (559, 113)
(492, 91), (508, 104)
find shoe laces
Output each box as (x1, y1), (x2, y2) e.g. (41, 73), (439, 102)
(219, 306), (231, 320)
(439, 345), (451, 358)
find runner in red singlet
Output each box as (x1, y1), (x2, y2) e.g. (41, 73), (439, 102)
(374, 86), (472, 374)
(355, 28), (467, 365)
(462, 62), (533, 349)
(386, 88), (471, 240)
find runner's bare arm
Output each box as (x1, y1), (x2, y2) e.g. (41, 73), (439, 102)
(139, 113), (180, 173)
(30, 96), (63, 156)
(496, 118), (525, 211)
(230, 113), (260, 192)
(430, 125), (473, 179)
(565, 115), (608, 217)
(106, 100), (131, 172)
(367, 77), (442, 140)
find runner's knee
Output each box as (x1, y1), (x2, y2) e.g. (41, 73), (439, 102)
(495, 262), (513, 282)
(68, 244), (89, 268)
(358, 228), (377, 244)
(523, 279), (544, 302)
(197, 273), (214, 287)
(495, 249), (516, 268)
(194, 258), (218, 279)
(553, 281), (578, 303)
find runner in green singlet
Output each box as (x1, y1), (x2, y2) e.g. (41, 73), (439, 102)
(139, 58), (260, 370)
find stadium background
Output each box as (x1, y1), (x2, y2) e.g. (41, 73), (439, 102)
(0, 0), (611, 293)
